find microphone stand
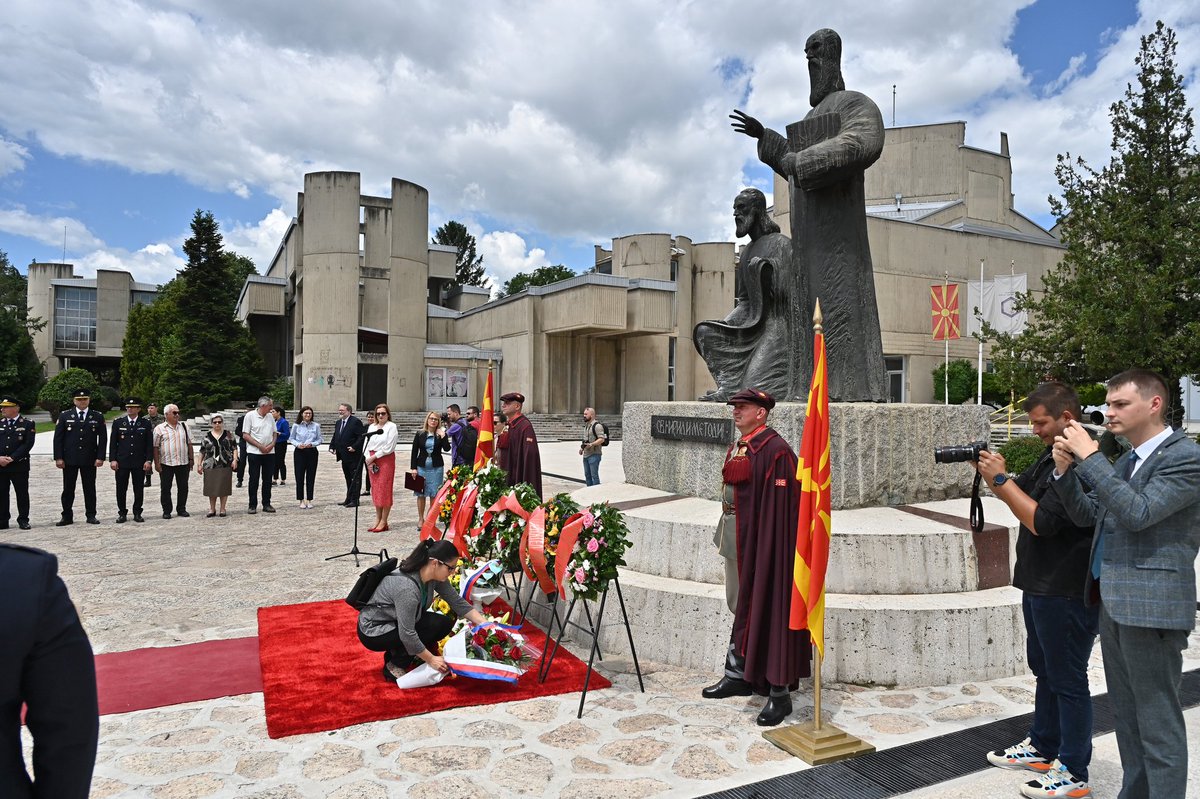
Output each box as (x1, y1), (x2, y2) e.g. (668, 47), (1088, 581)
(326, 427), (386, 567)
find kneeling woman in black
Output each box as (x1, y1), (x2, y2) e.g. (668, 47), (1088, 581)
(357, 539), (489, 681)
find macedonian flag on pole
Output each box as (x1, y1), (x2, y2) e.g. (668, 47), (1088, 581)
(790, 301), (831, 659)
(473, 364), (496, 471)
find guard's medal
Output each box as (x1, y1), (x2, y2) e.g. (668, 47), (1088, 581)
(722, 440), (752, 485)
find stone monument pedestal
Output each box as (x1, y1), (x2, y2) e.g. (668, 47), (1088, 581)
(541, 401), (1025, 688)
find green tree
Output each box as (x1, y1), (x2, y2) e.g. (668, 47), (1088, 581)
(932, 359), (977, 405)
(433, 221), (488, 287)
(38, 367), (100, 420)
(986, 22), (1200, 423)
(121, 211), (267, 413)
(498, 264), (576, 298)
(0, 250), (44, 406)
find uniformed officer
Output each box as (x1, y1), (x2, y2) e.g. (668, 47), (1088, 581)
(0, 396), (35, 530)
(108, 397), (153, 523)
(0, 543), (99, 798)
(142, 402), (164, 487)
(52, 388), (107, 526)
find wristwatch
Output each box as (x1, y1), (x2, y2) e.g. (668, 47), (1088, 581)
(992, 473), (1009, 487)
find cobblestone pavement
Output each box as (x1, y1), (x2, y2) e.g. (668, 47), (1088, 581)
(11, 442), (1200, 797)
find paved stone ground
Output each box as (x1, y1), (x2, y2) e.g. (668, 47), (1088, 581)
(11, 438), (1200, 798)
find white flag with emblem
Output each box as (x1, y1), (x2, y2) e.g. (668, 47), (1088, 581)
(967, 274), (1027, 336)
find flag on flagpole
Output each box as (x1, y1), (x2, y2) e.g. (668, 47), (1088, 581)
(473, 368), (495, 471)
(931, 283), (961, 341)
(790, 315), (831, 658)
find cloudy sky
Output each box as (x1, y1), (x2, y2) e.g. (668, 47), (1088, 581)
(0, 1), (1196, 290)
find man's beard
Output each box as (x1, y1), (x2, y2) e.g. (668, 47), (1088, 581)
(808, 57), (844, 107)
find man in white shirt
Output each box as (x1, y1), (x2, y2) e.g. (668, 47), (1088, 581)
(241, 396), (277, 514)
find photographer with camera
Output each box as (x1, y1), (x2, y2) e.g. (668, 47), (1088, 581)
(970, 382), (1098, 799)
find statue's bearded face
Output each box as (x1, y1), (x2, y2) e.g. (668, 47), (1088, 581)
(806, 29), (844, 107)
(733, 197), (756, 238)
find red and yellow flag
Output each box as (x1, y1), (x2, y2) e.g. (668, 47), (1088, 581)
(931, 283), (961, 341)
(790, 324), (831, 658)
(473, 369), (495, 471)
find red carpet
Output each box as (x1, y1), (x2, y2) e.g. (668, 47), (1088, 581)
(257, 599), (610, 738)
(95, 637), (263, 715)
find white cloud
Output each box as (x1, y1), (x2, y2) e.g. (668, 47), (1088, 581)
(478, 231), (552, 289)
(76, 242), (185, 285)
(222, 208), (293, 273)
(0, 0), (1197, 264)
(0, 136), (29, 177)
(0, 207), (104, 253)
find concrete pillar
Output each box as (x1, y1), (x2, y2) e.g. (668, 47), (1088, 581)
(689, 242), (735, 397)
(300, 171), (361, 412)
(26, 262), (75, 378)
(673, 236), (695, 403)
(387, 178), (429, 412)
(94, 270), (130, 357)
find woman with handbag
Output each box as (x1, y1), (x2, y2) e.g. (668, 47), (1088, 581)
(357, 538), (489, 681)
(197, 413), (238, 517)
(364, 403), (398, 533)
(410, 411), (450, 527)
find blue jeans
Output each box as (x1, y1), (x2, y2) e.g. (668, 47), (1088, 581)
(583, 453), (601, 486)
(1023, 593), (1099, 780)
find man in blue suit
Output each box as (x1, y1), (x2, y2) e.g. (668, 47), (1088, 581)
(0, 544), (98, 798)
(1052, 368), (1200, 799)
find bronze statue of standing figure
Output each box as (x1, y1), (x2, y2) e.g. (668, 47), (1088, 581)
(698, 27), (888, 403)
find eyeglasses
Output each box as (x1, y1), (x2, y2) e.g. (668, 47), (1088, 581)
(168, 410), (179, 415)
(212, 419), (223, 424)
(433, 558), (456, 570)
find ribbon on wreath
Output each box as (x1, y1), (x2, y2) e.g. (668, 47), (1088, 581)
(460, 559), (503, 602)
(469, 490), (532, 540)
(553, 512), (589, 599)
(447, 483), (480, 557)
(519, 506), (555, 594)
(419, 480), (457, 542)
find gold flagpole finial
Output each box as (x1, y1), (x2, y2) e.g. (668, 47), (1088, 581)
(487, 358), (494, 370)
(813, 299), (824, 334)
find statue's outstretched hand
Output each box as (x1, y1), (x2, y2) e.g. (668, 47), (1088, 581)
(730, 109), (763, 139)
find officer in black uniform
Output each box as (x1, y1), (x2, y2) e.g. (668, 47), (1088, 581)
(52, 388), (107, 526)
(0, 396), (35, 530)
(0, 543), (99, 798)
(142, 403), (164, 487)
(108, 397), (153, 523)
(234, 401), (254, 488)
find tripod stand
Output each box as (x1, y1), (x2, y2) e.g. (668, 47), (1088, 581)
(326, 427), (386, 566)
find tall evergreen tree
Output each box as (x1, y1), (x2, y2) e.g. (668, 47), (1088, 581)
(433, 221), (488, 287)
(137, 211), (267, 412)
(0, 250), (43, 406)
(988, 21), (1200, 421)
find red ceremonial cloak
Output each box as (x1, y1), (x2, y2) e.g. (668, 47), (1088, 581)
(499, 413), (542, 498)
(730, 426), (811, 692)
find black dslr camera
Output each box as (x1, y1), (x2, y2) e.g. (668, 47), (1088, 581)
(933, 440), (988, 464)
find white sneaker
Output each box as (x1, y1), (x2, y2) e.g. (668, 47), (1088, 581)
(1019, 759), (1092, 798)
(986, 737), (1053, 772)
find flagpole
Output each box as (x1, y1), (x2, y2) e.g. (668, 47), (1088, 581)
(943, 272), (949, 406)
(976, 259), (984, 405)
(812, 301), (824, 733)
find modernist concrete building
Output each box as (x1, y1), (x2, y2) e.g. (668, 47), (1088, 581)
(236, 121), (1064, 412)
(25, 262), (158, 379)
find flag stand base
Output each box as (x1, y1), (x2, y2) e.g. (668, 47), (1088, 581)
(762, 720), (875, 765)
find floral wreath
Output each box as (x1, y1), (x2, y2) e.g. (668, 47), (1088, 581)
(561, 502), (631, 602)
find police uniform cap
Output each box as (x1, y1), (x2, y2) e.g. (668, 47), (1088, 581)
(124, 397), (143, 408)
(726, 387), (776, 410)
(0, 396), (18, 408)
(499, 392), (525, 404)
(72, 388), (91, 399)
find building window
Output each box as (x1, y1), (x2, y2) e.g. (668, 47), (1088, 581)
(667, 337), (676, 401)
(884, 356), (905, 403)
(54, 286), (97, 351)
(670, 259), (679, 282)
(131, 290), (157, 307)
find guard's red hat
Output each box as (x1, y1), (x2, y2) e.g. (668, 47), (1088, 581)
(726, 387), (775, 410)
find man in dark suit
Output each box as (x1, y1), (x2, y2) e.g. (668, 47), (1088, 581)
(0, 396), (36, 530)
(329, 402), (365, 506)
(233, 401), (254, 488)
(108, 397), (154, 524)
(52, 389), (107, 526)
(0, 543), (98, 798)
(1053, 368), (1200, 799)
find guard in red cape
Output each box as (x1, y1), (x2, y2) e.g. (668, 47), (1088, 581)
(702, 387), (811, 726)
(497, 392), (542, 499)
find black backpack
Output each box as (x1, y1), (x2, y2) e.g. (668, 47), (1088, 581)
(458, 423), (478, 464)
(345, 554), (397, 609)
(593, 421), (610, 446)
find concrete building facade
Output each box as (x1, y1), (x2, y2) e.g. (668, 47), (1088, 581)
(26, 262), (158, 380)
